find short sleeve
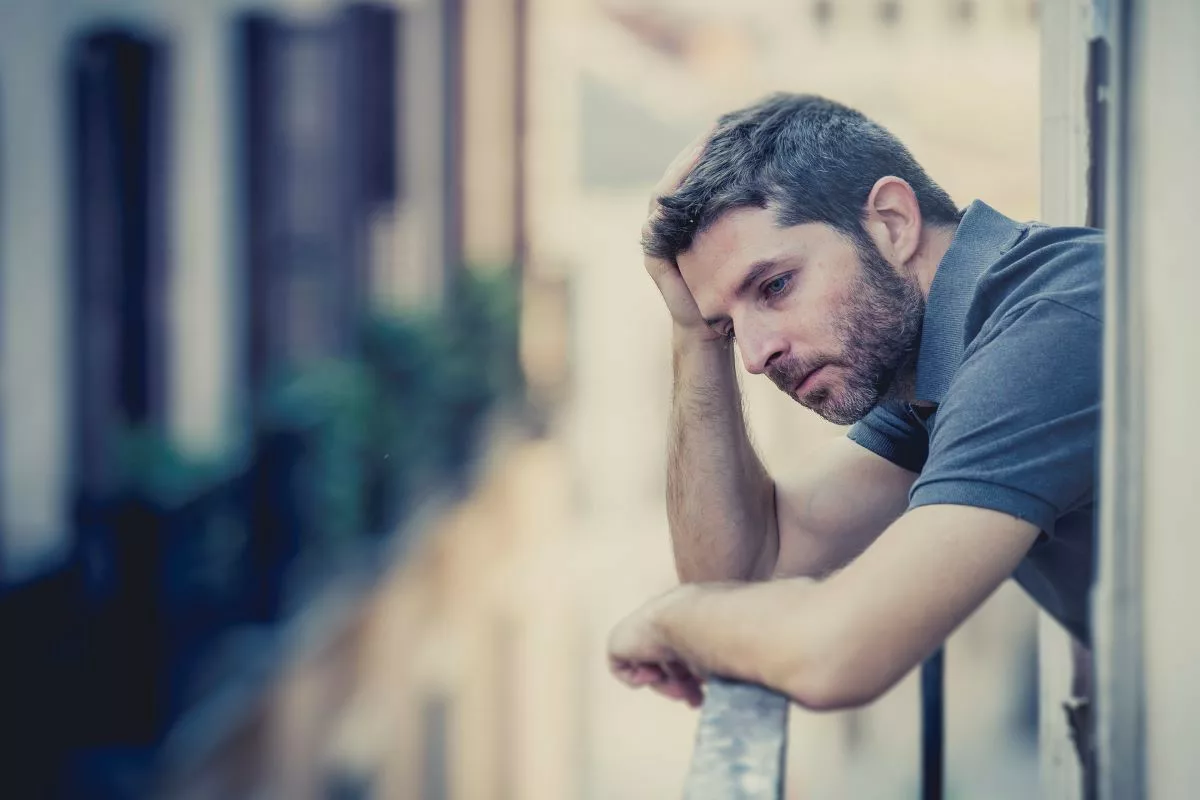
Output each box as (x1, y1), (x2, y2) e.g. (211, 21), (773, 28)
(908, 300), (1101, 536)
(847, 399), (928, 473)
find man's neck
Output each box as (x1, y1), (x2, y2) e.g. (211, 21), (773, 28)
(877, 220), (958, 409)
(912, 222), (959, 300)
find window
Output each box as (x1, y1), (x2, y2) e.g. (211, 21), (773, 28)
(68, 27), (169, 500)
(236, 6), (400, 391)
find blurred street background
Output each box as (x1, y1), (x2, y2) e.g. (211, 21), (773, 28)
(1, 1), (1044, 797)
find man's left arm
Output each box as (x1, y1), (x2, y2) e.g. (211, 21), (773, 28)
(609, 503), (1038, 709)
(610, 297), (1100, 707)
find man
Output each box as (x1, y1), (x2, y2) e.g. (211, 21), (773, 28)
(606, 94), (1101, 732)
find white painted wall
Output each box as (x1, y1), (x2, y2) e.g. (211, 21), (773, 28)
(393, 0), (449, 310)
(0, 3), (73, 580)
(165, 3), (241, 459)
(1104, 0), (1200, 795)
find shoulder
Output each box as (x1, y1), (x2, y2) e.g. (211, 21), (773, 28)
(967, 223), (1104, 339)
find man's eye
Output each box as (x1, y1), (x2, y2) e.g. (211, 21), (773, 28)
(723, 327), (736, 342)
(763, 274), (792, 297)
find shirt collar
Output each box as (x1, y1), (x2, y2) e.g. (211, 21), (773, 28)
(914, 200), (1029, 404)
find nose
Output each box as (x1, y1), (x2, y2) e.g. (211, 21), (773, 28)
(737, 323), (787, 375)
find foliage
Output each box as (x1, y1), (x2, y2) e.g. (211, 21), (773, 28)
(111, 425), (251, 602)
(114, 425), (236, 508)
(110, 266), (523, 557)
(259, 358), (373, 550)
(260, 265), (524, 548)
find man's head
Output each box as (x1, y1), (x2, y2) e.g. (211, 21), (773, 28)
(644, 94), (961, 424)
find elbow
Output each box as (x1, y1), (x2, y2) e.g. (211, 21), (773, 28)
(676, 560), (759, 584)
(776, 627), (890, 712)
(783, 665), (886, 712)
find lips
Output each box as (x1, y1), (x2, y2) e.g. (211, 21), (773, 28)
(793, 365), (826, 397)
(768, 358), (828, 399)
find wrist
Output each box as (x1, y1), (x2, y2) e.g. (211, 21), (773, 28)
(672, 327), (736, 387)
(652, 582), (742, 676)
(672, 324), (730, 354)
(650, 584), (702, 650)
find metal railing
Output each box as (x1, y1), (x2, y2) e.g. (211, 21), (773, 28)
(684, 651), (945, 799)
(683, 677), (789, 800)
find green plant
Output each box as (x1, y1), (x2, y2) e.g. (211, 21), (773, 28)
(256, 264), (525, 547)
(450, 264), (524, 404)
(259, 359), (373, 550)
(114, 425), (233, 508)
(111, 425), (250, 599)
(363, 265), (524, 493)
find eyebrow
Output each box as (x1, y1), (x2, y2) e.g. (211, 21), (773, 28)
(735, 259), (781, 298)
(702, 258), (782, 329)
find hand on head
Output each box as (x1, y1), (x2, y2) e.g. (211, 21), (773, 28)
(641, 128), (724, 342)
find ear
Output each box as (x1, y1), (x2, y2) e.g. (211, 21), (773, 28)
(863, 177), (922, 268)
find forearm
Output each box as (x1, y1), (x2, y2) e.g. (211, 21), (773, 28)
(644, 506), (1041, 712)
(652, 580), (845, 709)
(668, 329), (777, 583)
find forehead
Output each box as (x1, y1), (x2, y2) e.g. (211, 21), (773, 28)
(677, 206), (842, 306)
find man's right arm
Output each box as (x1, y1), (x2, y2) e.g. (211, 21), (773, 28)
(667, 328), (776, 582)
(668, 328), (918, 583)
(646, 133), (916, 583)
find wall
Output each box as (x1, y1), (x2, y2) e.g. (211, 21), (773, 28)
(0, 3), (74, 579)
(1098, 0), (1200, 796)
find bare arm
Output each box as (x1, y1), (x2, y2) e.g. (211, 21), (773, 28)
(667, 329), (776, 582)
(610, 504), (1040, 709)
(770, 436), (918, 579)
(666, 326), (917, 583)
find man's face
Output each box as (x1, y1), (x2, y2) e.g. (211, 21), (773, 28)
(677, 206), (925, 425)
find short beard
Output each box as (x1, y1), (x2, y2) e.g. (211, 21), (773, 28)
(768, 235), (925, 425)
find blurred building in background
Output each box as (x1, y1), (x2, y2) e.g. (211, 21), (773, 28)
(1, 0), (528, 796)
(0, 1), (1050, 798)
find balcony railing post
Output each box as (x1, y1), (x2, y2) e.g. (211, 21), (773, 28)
(683, 678), (789, 800)
(921, 649), (945, 800)
(686, 653), (946, 800)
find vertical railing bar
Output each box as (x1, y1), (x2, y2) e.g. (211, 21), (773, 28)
(921, 649), (945, 800)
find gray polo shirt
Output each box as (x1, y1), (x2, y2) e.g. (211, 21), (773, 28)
(848, 200), (1103, 644)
